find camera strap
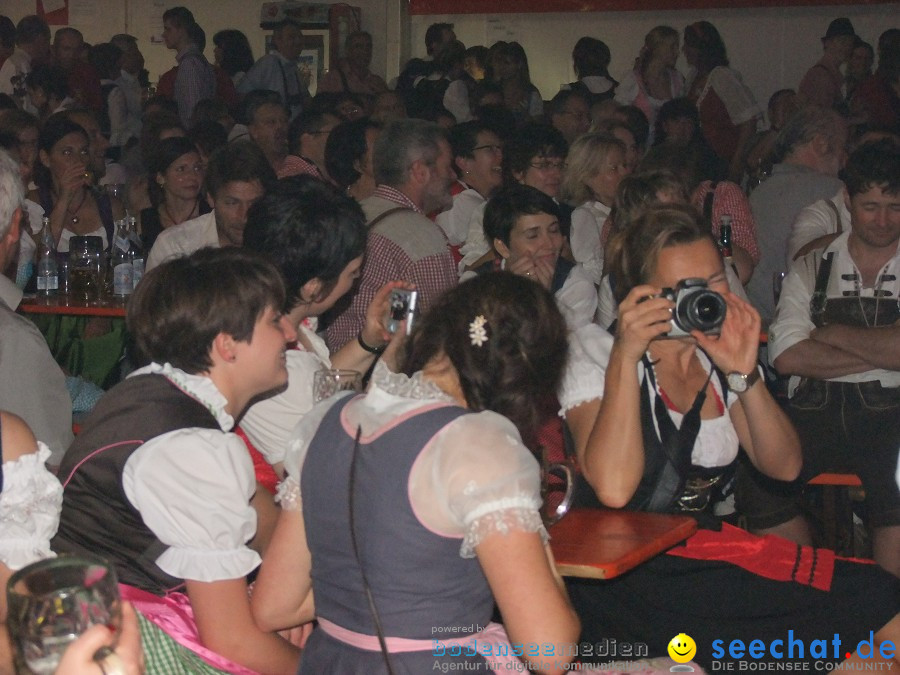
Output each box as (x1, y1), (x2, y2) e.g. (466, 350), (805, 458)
(348, 424), (396, 674)
(640, 356), (713, 512)
(367, 207), (412, 230)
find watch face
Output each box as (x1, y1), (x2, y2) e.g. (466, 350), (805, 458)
(727, 372), (747, 392)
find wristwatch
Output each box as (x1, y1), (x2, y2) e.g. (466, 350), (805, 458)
(726, 368), (761, 393)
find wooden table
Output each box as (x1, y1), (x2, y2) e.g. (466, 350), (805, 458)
(549, 508), (697, 579)
(18, 296), (126, 318)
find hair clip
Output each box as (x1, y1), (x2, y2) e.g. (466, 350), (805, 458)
(469, 315), (488, 347)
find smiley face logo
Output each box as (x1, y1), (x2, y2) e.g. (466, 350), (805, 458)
(667, 633), (697, 664)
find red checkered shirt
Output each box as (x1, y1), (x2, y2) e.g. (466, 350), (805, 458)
(326, 187), (457, 351)
(692, 180), (761, 264)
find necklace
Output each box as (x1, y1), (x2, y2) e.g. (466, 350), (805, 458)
(162, 199), (199, 226)
(852, 265), (886, 327)
(65, 190), (87, 225)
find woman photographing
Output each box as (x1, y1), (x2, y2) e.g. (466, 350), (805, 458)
(561, 204), (900, 670)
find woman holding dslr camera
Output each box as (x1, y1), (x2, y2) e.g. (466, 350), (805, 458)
(561, 204), (900, 671)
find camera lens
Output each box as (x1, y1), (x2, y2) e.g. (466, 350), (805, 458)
(678, 290), (726, 333)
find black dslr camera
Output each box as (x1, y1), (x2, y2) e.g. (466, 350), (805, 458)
(657, 278), (726, 338)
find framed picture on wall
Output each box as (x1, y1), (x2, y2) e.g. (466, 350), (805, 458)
(299, 29), (329, 96)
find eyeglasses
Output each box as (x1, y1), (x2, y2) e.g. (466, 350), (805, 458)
(473, 144), (503, 154)
(308, 128), (336, 136)
(559, 110), (589, 120)
(529, 159), (565, 171)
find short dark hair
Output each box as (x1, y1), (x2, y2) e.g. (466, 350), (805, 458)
(654, 97), (699, 145)
(242, 176), (367, 308)
(842, 138), (900, 197)
(325, 117), (381, 189)
(241, 89), (285, 126)
(572, 37), (612, 79)
(483, 184), (560, 247)
(128, 247), (285, 373)
(188, 120), (227, 159)
(448, 120), (495, 160)
(0, 16), (16, 50)
(401, 271), (568, 449)
(425, 22), (453, 53)
(53, 26), (82, 45)
(503, 123), (567, 183)
(288, 109), (337, 154)
(88, 42), (122, 81)
(147, 136), (198, 205)
(162, 6), (195, 30)
(272, 18), (302, 35)
(204, 139), (276, 197)
(617, 105), (651, 151)
(549, 89), (588, 117)
(15, 15), (49, 47)
(25, 63), (69, 101)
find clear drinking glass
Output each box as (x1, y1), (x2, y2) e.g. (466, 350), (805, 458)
(313, 368), (363, 403)
(6, 555), (122, 675)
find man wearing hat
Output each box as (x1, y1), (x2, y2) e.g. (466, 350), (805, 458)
(799, 18), (857, 112)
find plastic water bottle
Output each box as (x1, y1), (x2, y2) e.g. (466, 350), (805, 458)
(127, 215), (144, 290)
(111, 218), (133, 298)
(36, 216), (59, 297)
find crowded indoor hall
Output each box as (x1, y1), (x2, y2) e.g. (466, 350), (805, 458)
(0, 0), (898, 672)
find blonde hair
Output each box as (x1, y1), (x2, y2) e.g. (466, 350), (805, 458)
(638, 26), (678, 79)
(606, 204), (710, 304)
(561, 132), (625, 205)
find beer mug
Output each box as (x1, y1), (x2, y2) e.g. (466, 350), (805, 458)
(540, 449), (575, 527)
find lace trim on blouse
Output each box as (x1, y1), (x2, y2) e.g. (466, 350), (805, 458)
(276, 476), (301, 512)
(132, 362), (234, 430)
(460, 501), (549, 558)
(0, 443), (62, 570)
(370, 361), (457, 403)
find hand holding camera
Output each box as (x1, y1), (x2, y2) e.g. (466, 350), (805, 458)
(617, 278), (728, 362)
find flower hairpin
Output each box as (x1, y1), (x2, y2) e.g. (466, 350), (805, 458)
(469, 315), (488, 347)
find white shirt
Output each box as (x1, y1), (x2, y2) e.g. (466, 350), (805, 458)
(283, 362), (547, 557)
(145, 211), (218, 271)
(460, 260), (597, 332)
(559, 324), (740, 469)
(457, 201), (490, 274)
(570, 200), (610, 286)
(768, 230), (900, 395)
(786, 190), (849, 266)
(436, 185), (485, 248)
(121, 363), (260, 582)
(561, 75), (616, 96)
(687, 66), (761, 126)
(0, 442), (62, 570)
(240, 321), (330, 466)
(113, 70), (143, 146)
(0, 48), (34, 113)
(443, 79), (473, 124)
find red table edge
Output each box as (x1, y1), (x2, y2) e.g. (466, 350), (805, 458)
(18, 302), (126, 318)
(549, 509), (698, 580)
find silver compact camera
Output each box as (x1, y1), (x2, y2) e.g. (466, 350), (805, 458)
(657, 278), (726, 338)
(386, 288), (418, 334)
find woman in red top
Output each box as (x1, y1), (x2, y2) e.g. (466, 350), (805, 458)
(683, 21), (761, 183)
